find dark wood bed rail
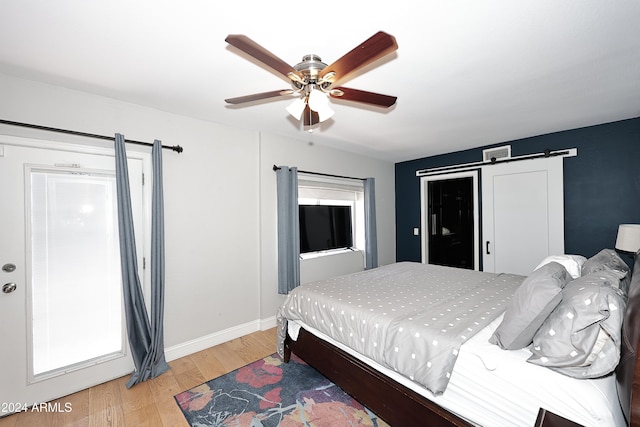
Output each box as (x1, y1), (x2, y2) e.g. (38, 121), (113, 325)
(284, 329), (473, 426)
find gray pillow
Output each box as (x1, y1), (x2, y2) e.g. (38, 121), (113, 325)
(490, 262), (571, 350)
(527, 272), (626, 378)
(582, 248), (631, 294)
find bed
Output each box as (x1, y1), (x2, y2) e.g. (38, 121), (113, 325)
(276, 251), (639, 427)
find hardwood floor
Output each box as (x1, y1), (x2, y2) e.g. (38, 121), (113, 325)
(0, 328), (277, 427)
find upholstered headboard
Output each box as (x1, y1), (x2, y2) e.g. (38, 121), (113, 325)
(616, 254), (640, 425)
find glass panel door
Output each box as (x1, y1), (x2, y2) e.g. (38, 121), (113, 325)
(427, 177), (475, 269)
(29, 169), (124, 379)
(420, 170), (479, 270)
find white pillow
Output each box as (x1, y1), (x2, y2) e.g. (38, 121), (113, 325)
(534, 254), (587, 279)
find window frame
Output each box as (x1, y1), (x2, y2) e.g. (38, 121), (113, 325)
(297, 174), (365, 259)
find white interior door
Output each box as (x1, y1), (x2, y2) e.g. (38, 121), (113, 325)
(0, 136), (148, 411)
(482, 157), (564, 275)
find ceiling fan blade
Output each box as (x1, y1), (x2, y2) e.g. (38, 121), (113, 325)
(302, 105), (320, 126)
(225, 34), (302, 80)
(225, 89), (293, 104)
(320, 31), (398, 84)
(329, 87), (397, 108)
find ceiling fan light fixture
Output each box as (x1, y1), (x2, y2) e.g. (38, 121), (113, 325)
(318, 71), (337, 88)
(286, 97), (306, 120)
(308, 89), (334, 122)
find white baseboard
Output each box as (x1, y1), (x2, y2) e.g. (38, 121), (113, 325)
(164, 315), (277, 362)
(260, 315), (277, 330)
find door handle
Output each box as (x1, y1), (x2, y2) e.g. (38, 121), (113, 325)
(2, 283), (17, 294)
(431, 214), (437, 235)
(486, 241), (491, 255)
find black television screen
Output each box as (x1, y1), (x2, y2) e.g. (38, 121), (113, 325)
(299, 205), (353, 253)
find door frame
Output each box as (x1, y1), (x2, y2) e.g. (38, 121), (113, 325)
(420, 170), (480, 270)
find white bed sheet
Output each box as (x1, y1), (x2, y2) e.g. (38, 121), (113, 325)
(288, 314), (626, 427)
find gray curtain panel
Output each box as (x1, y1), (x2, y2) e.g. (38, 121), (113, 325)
(134, 140), (170, 385)
(114, 134), (169, 388)
(276, 166), (300, 294)
(364, 177), (378, 269)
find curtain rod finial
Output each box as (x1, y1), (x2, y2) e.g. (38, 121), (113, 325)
(273, 165), (280, 171)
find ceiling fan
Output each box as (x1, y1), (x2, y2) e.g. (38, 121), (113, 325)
(224, 31), (398, 127)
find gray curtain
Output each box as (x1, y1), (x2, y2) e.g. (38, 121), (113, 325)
(276, 166), (300, 294)
(115, 134), (169, 388)
(364, 177), (378, 269)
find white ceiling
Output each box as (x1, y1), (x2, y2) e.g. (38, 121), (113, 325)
(1, 1), (639, 162)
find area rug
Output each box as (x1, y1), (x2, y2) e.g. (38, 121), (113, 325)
(174, 353), (389, 427)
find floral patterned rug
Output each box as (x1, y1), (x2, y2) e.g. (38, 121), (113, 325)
(174, 353), (389, 426)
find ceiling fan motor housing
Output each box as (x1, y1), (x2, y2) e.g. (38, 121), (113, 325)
(294, 55), (327, 78)
(292, 54), (337, 94)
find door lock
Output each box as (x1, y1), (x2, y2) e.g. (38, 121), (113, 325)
(2, 283), (17, 294)
(2, 263), (16, 273)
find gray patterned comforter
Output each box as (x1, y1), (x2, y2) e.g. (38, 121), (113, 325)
(277, 262), (523, 394)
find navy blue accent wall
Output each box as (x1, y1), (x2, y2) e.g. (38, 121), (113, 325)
(395, 117), (640, 265)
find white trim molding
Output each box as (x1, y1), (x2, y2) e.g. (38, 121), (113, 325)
(164, 316), (278, 362)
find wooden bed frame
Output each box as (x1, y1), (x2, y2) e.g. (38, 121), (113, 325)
(283, 256), (640, 427)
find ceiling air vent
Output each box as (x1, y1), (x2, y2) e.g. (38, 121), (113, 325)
(483, 145), (511, 163)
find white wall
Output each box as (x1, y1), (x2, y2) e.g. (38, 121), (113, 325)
(0, 72), (395, 359)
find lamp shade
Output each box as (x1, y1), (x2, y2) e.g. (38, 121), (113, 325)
(307, 89), (334, 122)
(286, 98), (306, 120)
(615, 224), (640, 253)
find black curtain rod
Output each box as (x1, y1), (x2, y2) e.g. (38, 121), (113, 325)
(272, 165), (365, 181)
(416, 149), (570, 175)
(0, 119), (183, 153)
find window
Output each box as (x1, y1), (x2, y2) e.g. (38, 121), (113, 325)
(298, 174), (364, 256)
(29, 167), (126, 379)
